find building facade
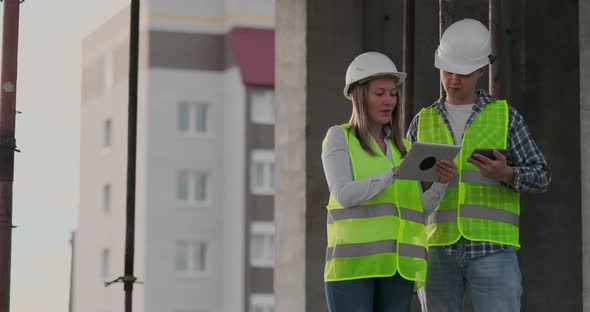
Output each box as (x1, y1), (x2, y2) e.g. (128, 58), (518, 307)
(74, 1), (276, 312)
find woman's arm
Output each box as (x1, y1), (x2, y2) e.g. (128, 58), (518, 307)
(322, 126), (395, 208)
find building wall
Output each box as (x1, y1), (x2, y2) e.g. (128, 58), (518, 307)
(76, 6), (144, 312)
(221, 66), (247, 312)
(244, 86), (275, 310)
(507, 1), (580, 310)
(145, 0), (274, 34)
(76, 75), (129, 312)
(144, 69), (226, 312)
(139, 2), (275, 312)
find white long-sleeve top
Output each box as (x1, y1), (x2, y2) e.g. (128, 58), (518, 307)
(321, 126), (448, 215)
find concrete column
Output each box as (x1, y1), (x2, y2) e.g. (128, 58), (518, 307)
(274, 1), (363, 311)
(274, 2), (307, 311)
(581, 0), (590, 310)
(514, 1), (581, 311)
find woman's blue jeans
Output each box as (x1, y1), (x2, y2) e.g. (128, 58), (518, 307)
(325, 274), (414, 312)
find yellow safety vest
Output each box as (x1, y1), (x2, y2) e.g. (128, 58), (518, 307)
(417, 100), (520, 248)
(323, 124), (428, 287)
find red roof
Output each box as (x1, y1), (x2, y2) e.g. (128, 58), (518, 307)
(230, 27), (274, 87)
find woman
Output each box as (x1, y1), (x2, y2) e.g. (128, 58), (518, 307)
(321, 52), (457, 312)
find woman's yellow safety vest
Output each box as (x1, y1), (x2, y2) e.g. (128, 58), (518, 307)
(323, 124), (428, 287)
(417, 100), (520, 248)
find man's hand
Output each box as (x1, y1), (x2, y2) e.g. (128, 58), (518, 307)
(467, 149), (514, 185)
(434, 160), (457, 184)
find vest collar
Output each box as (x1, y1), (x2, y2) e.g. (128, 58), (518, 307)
(431, 89), (496, 116)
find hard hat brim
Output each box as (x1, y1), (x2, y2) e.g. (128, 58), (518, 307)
(434, 48), (487, 75)
(343, 72), (406, 100)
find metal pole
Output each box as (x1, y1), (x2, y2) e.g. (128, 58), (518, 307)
(0, 1), (21, 311)
(439, 0), (454, 98)
(402, 0), (415, 132)
(124, 0), (140, 311)
(490, 0), (501, 98)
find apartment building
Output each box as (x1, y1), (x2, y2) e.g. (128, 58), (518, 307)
(73, 2), (276, 312)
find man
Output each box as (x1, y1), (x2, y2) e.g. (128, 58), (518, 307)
(406, 19), (551, 312)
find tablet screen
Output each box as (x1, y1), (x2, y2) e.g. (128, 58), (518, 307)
(395, 142), (461, 182)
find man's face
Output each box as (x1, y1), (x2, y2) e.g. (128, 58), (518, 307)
(440, 69), (485, 104)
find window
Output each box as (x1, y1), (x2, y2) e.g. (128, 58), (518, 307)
(251, 150), (275, 195)
(176, 241), (209, 276)
(250, 89), (275, 125)
(250, 222), (274, 268)
(104, 50), (114, 90)
(103, 183), (111, 213)
(104, 119), (112, 148)
(178, 101), (208, 136)
(102, 248), (111, 279)
(176, 171), (208, 206)
(250, 294), (274, 312)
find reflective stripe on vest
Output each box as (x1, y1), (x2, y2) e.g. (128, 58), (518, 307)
(462, 170), (500, 185)
(461, 205), (519, 227)
(429, 209), (457, 223)
(327, 203), (424, 224)
(399, 243), (428, 259)
(448, 176), (460, 187)
(417, 100), (520, 247)
(327, 203), (397, 224)
(430, 206), (519, 227)
(326, 240), (427, 261)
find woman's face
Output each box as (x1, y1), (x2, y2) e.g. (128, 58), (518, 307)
(366, 77), (398, 126)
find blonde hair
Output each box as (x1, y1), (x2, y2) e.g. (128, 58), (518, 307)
(348, 78), (407, 157)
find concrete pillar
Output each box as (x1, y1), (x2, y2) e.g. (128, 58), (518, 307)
(274, 1), (363, 311)
(513, 1), (581, 311)
(274, 2), (308, 310)
(581, 0), (590, 310)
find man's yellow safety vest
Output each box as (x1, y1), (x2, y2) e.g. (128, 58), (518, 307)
(323, 124), (428, 287)
(417, 100), (520, 248)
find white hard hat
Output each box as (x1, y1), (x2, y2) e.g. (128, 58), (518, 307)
(435, 18), (495, 75)
(343, 52), (406, 100)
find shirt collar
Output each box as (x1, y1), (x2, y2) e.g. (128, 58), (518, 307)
(368, 125), (393, 144)
(383, 125), (393, 139)
(433, 89), (496, 114)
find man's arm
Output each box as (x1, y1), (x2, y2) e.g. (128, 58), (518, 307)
(406, 113), (419, 144)
(505, 107), (551, 193)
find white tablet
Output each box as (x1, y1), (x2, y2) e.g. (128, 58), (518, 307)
(394, 142), (461, 182)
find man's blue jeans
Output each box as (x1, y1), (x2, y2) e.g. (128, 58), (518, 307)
(423, 241), (522, 312)
(325, 274), (414, 312)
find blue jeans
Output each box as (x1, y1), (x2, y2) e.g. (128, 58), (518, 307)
(325, 274), (414, 312)
(423, 242), (522, 312)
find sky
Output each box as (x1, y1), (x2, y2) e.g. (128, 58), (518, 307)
(0, 0), (127, 310)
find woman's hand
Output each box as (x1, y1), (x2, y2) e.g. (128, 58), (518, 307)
(435, 160), (457, 184)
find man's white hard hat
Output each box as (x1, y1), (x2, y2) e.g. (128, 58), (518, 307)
(435, 18), (495, 75)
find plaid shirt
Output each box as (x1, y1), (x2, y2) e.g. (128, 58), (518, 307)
(406, 90), (551, 258)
